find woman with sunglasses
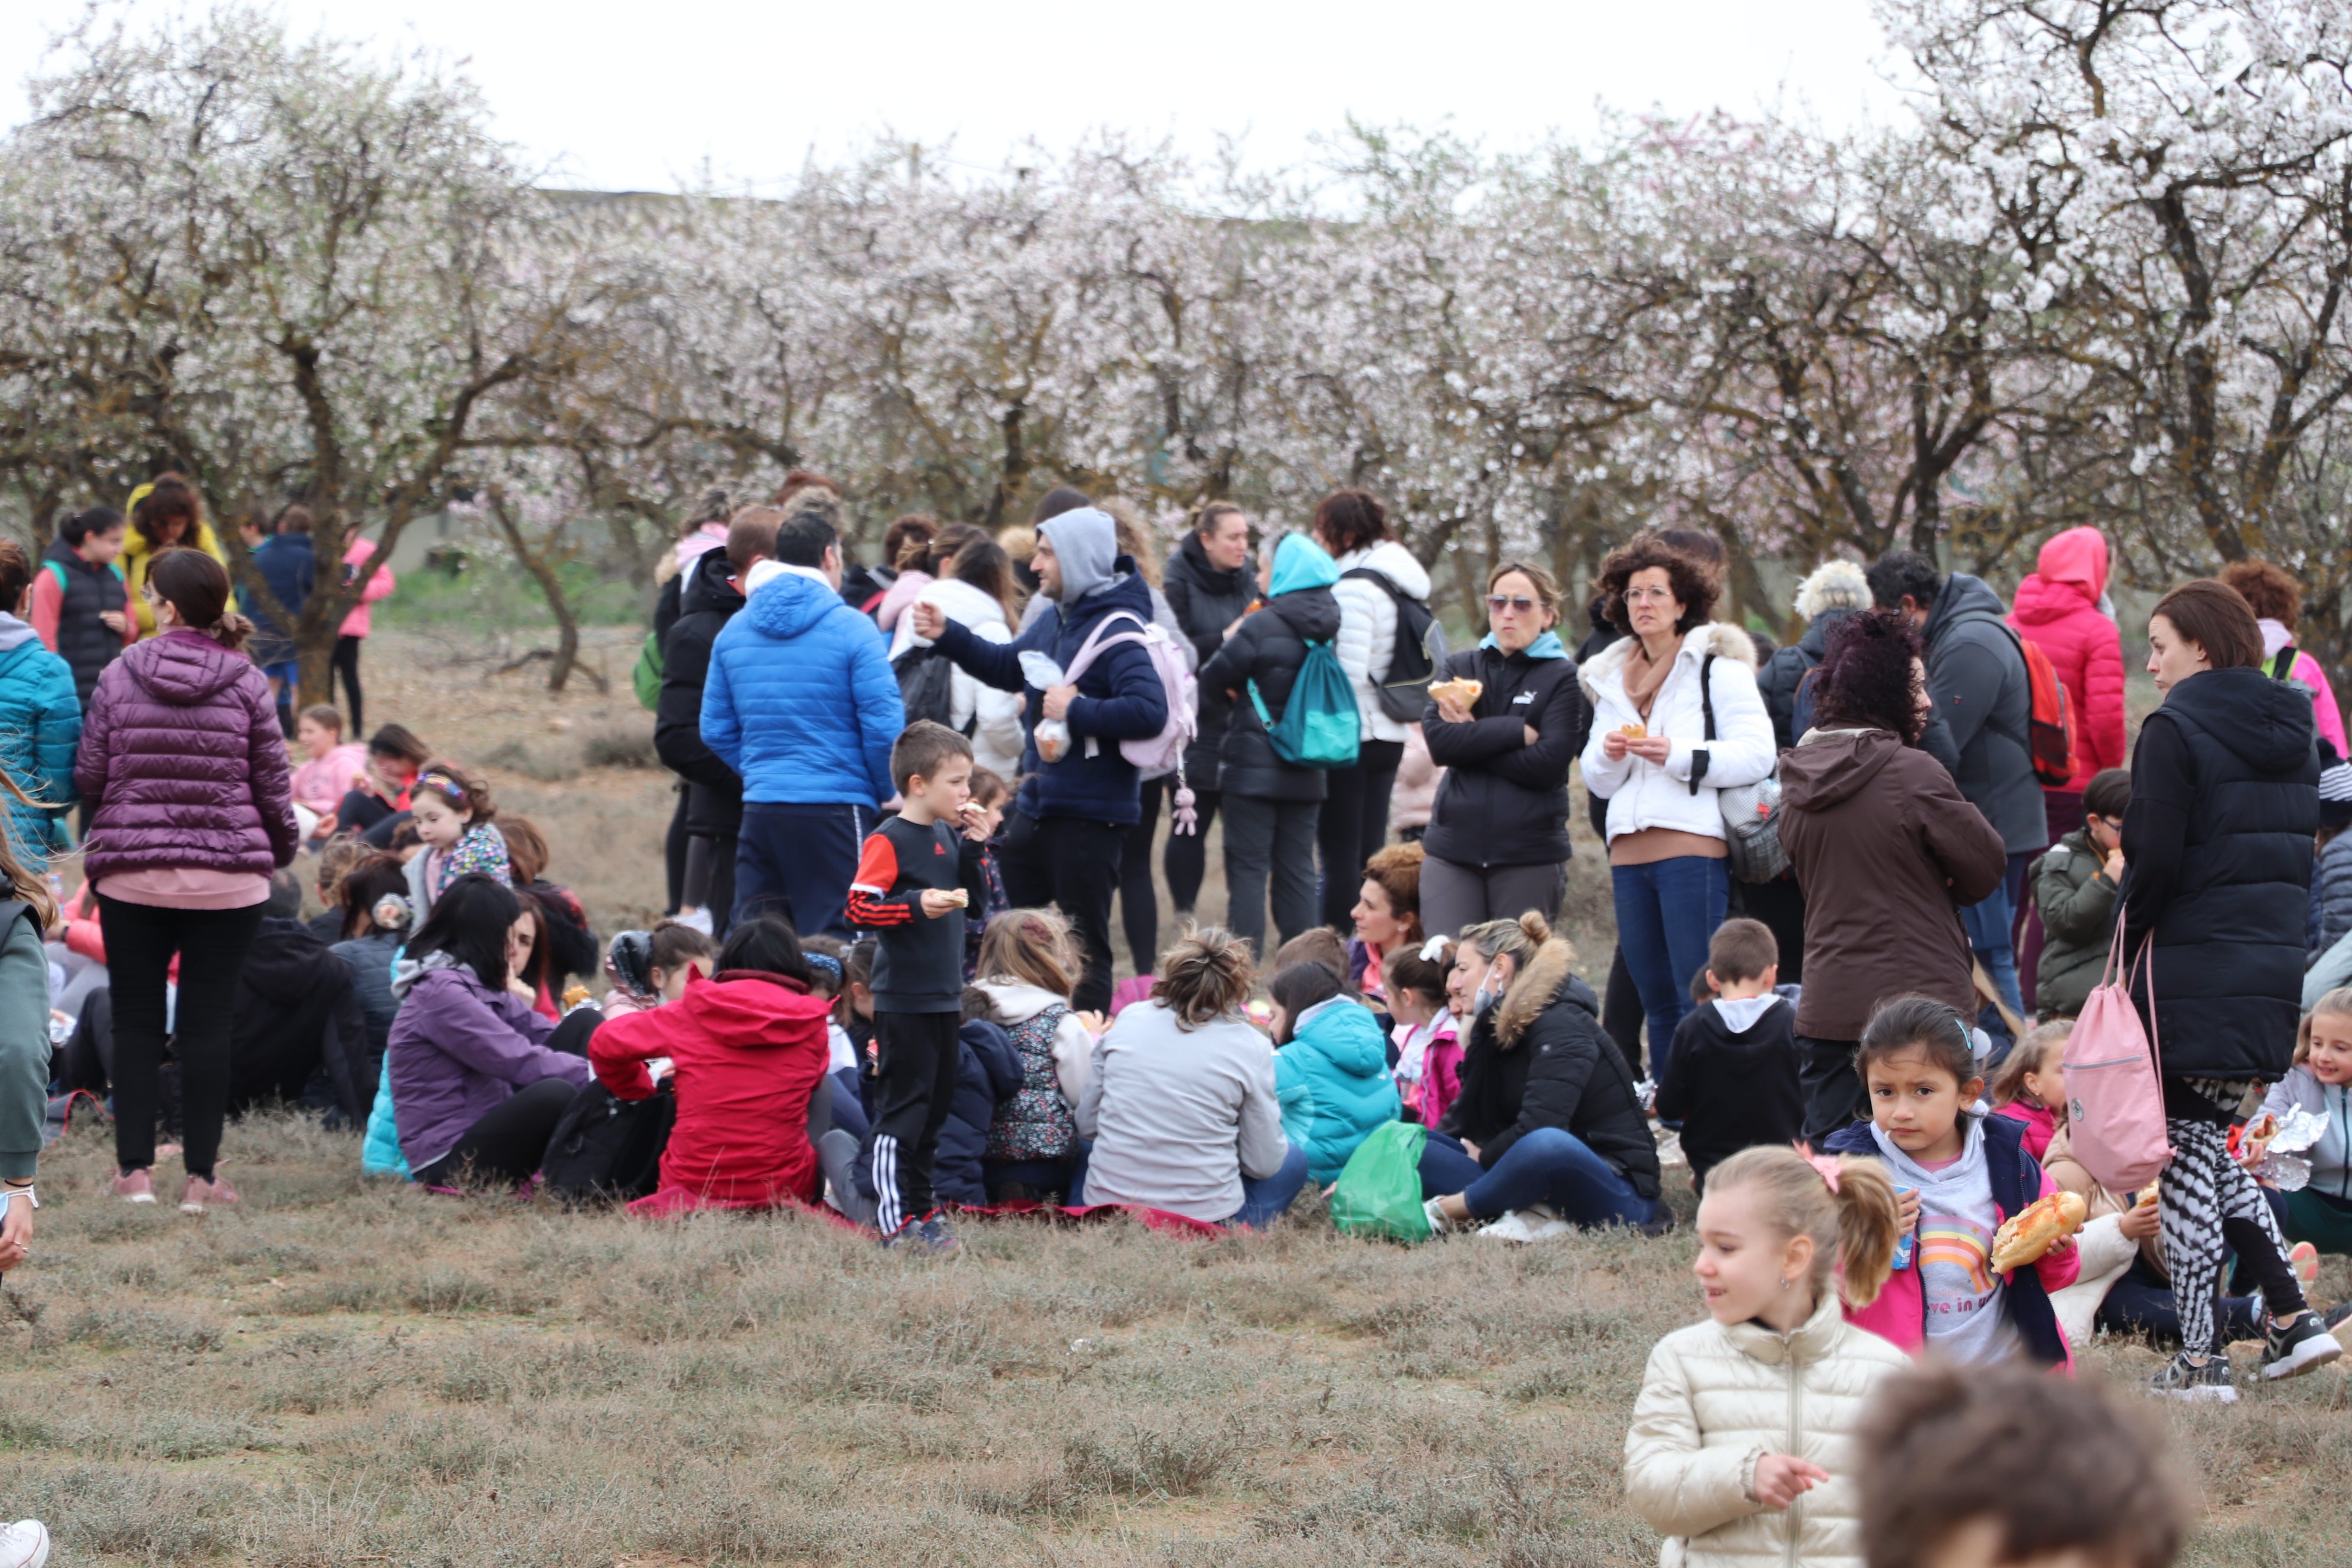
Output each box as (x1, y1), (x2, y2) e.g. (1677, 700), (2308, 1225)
(1418, 561), (1592, 939)
(1577, 535), (1776, 1093)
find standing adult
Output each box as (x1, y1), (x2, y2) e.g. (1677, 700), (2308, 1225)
(1318, 489), (1430, 930)
(2217, 558), (2350, 765)
(1579, 537), (1775, 1083)
(332, 524), (397, 736)
(1160, 501), (1256, 921)
(1867, 551), (2044, 1020)
(250, 505), (318, 730)
(1418, 561), (1589, 937)
(1197, 534), (1344, 958)
(2123, 580), (2343, 1396)
(912, 506), (1169, 1012)
(76, 548), (298, 1211)
(888, 535), (1027, 776)
(31, 504), (134, 708)
(0, 543), (81, 863)
(701, 496), (904, 941)
(656, 507), (772, 938)
(122, 474), (231, 639)
(1772, 610), (2006, 1139)
(2008, 527), (2127, 841)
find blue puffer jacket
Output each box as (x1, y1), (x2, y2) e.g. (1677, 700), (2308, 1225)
(932, 565), (1169, 825)
(1275, 997), (1403, 1184)
(0, 620), (80, 858)
(702, 567), (903, 806)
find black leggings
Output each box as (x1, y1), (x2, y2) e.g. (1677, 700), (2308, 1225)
(98, 895), (266, 1180)
(414, 1077), (579, 1188)
(1119, 777), (1164, 974)
(665, 783), (690, 916)
(1164, 787), (1220, 915)
(330, 635), (366, 735)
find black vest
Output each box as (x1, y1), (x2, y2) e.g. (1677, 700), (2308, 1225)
(40, 538), (127, 707)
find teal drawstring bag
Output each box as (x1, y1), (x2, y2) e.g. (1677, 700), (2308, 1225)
(1250, 640), (1361, 769)
(1330, 1120), (1430, 1242)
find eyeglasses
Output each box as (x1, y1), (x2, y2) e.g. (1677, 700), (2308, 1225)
(1487, 596), (1537, 614)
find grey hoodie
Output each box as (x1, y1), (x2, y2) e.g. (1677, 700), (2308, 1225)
(1040, 508), (1120, 605)
(1869, 1116), (2020, 1365)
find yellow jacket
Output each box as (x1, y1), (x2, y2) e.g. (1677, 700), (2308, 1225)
(122, 482), (233, 638)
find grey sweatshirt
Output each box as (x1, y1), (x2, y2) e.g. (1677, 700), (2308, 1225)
(1074, 999), (1290, 1223)
(1869, 1117), (2020, 1366)
(0, 908), (47, 1180)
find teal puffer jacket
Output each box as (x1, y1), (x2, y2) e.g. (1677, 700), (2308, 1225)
(0, 626), (80, 858)
(1276, 998), (1402, 1184)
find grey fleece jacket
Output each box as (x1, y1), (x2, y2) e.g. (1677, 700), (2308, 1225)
(1074, 999), (1291, 1223)
(0, 907), (47, 1180)
(1923, 574), (2047, 854)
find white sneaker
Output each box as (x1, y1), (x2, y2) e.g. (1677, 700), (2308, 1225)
(1422, 1196), (1457, 1236)
(675, 907), (714, 936)
(1479, 1206), (1574, 1243)
(1654, 1128), (1687, 1169)
(0, 1519), (50, 1568)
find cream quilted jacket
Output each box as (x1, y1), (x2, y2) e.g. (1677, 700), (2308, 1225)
(1623, 1294), (1909, 1568)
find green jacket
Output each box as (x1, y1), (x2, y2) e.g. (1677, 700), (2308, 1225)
(0, 904), (45, 1180)
(2031, 828), (2118, 1019)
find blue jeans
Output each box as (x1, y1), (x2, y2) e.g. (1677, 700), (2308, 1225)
(1611, 856), (1728, 1086)
(1072, 1142), (1308, 1229)
(731, 802), (870, 940)
(1963, 851), (2033, 1023)
(1417, 1127), (1659, 1228)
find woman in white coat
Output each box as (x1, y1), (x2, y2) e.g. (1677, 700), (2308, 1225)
(888, 536), (1027, 777)
(1579, 534), (1775, 1087)
(1318, 489), (1434, 930)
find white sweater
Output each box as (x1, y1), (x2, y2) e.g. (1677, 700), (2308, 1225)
(1623, 1293), (1910, 1568)
(1332, 541), (1433, 744)
(1073, 1001), (1289, 1223)
(1579, 623), (1777, 845)
(890, 577), (1027, 776)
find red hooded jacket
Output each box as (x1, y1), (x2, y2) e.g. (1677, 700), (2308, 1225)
(2008, 527), (2126, 788)
(590, 969), (832, 1211)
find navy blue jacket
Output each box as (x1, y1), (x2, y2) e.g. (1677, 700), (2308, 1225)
(1825, 1113), (2069, 1366)
(932, 564), (1169, 826)
(250, 534), (316, 664)
(855, 1019), (1023, 1207)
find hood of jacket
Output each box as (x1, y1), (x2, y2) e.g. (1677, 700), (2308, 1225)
(678, 969), (833, 1044)
(1265, 581), (1342, 643)
(746, 567), (854, 641)
(1040, 508), (1120, 605)
(1174, 530), (1253, 596)
(1576, 620), (1756, 703)
(2030, 527), (2109, 602)
(1291, 997), (1393, 1078)
(972, 977), (1066, 1025)
(0, 613), (35, 654)
(123, 626), (257, 704)
(1923, 572), (2011, 648)
(239, 917), (336, 1002)
(1494, 936), (1596, 1048)
(1268, 533), (1341, 596)
(1778, 726), (1906, 812)
(1793, 559), (1871, 623)
(679, 550), (746, 619)
(1058, 563), (1159, 643)
(390, 948), (465, 1001)
(2160, 665), (2320, 775)
(1335, 539), (1430, 602)
(1797, 603), (1861, 659)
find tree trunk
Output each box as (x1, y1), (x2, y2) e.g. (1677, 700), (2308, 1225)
(488, 493), (580, 692)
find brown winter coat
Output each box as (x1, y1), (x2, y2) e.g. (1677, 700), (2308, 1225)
(1774, 727), (2006, 1041)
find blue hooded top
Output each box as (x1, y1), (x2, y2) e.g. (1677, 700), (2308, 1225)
(1275, 996), (1402, 1184)
(1268, 533), (1340, 597)
(701, 567), (904, 806)
(0, 616), (79, 857)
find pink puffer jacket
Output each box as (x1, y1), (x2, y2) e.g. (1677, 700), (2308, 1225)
(2008, 527), (2126, 787)
(74, 629), (299, 881)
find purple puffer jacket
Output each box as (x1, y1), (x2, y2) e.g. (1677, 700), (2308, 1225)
(74, 629), (299, 881)
(387, 959), (592, 1171)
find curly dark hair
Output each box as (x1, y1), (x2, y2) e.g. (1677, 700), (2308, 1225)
(1812, 608), (1926, 743)
(1312, 489), (1390, 557)
(1596, 534), (1720, 634)
(2215, 558), (2299, 629)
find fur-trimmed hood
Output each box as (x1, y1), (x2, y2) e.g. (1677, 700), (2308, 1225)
(1577, 620), (1756, 704)
(1794, 559), (1870, 622)
(1492, 936), (1590, 1048)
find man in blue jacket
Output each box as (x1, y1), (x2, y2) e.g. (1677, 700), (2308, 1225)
(703, 499), (904, 939)
(251, 506), (318, 733)
(912, 506), (1168, 1011)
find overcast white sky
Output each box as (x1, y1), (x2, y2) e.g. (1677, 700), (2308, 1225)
(2, 1), (1916, 191)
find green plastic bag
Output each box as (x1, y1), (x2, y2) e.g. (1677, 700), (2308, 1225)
(1329, 1120), (1430, 1242)
(1248, 639), (1360, 769)
(632, 630), (664, 713)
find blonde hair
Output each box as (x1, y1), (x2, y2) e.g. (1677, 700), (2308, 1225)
(1708, 1145), (1903, 1309)
(2297, 988), (2352, 1066)
(975, 907), (1080, 1001)
(1456, 910), (1554, 972)
(1991, 1020), (2070, 1110)
(1152, 926), (1255, 1029)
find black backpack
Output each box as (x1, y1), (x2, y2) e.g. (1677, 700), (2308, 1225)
(893, 645), (960, 730)
(541, 1081), (675, 1205)
(1341, 567), (1448, 721)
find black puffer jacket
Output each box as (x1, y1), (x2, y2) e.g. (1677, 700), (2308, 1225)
(2123, 667), (2319, 1087)
(1439, 939), (1661, 1200)
(1163, 534), (1257, 789)
(1197, 585), (1341, 802)
(1757, 606), (1858, 750)
(228, 916), (374, 1126)
(1421, 641), (1592, 869)
(654, 553), (746, 822)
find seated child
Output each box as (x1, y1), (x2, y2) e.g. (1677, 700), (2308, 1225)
(1625, 1144), (1910, 1568)
(2028, 767), (2128, 1021)
(1988, 1020), (2064, 1161)
(501, 816), (597, 984)
(1654, 918), (1801, 1194)
(1822, 995), (2079, 1367)
(1268, 961), (1402, 1185)
(971, 907), (1094, 1203)
(599, 922), (717, 1019)
(404, 760), (510, 917)
(962, 767), (1012, 979)
(1384, 940), (1458, 1126)
(2262, 988), (2352, 1260)
(337, 723), (429, 843)
(799, 934), (867, 1145)
(308, 833), (375, 942)
(290, 704), (368, 838)
(588, 916), (834, 1214)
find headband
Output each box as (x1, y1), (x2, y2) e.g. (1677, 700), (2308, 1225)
(803, 952), (842, 982)
(1795, 1143), (1842, 1194)
(416, 771), (468, 803)
(370, 892), (413, 930)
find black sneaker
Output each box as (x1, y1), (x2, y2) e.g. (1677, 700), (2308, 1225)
(2324, 1301), (2351, 1333)
(2148, 1352), (2237, 1404)
(2260, 1312), (2344, 1381)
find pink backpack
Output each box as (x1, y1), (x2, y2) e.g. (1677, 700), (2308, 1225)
(2062, 913), (2174, 1192)
(1060, 610), (1198, 799)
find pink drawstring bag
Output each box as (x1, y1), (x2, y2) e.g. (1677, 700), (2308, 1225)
(2062, 913), (2174, 1192)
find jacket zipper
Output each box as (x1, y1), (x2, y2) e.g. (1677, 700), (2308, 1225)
(1784, 1347), (1804, 1568)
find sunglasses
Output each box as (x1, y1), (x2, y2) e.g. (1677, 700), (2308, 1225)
(1487, 595), (1538, 614)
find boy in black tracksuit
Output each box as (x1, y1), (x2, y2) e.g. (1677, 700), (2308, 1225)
(846, 721), (990, 1247)
(1652, 917), (1802, 1194)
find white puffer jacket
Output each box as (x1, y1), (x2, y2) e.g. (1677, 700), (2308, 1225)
(1623, 1293), (1910, 1568)
(1332, 541), (1433, 744)
(890, 577), (1027, 776)
(1579, 623), (1776, 844)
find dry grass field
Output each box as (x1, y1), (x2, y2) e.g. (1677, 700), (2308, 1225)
(5, 629), (2347, 1566)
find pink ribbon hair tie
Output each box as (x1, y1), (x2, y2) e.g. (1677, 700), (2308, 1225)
(1794, 1142), (1842, 1194)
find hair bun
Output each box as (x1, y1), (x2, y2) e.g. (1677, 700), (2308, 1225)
(1517, 912), (1551, 945)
